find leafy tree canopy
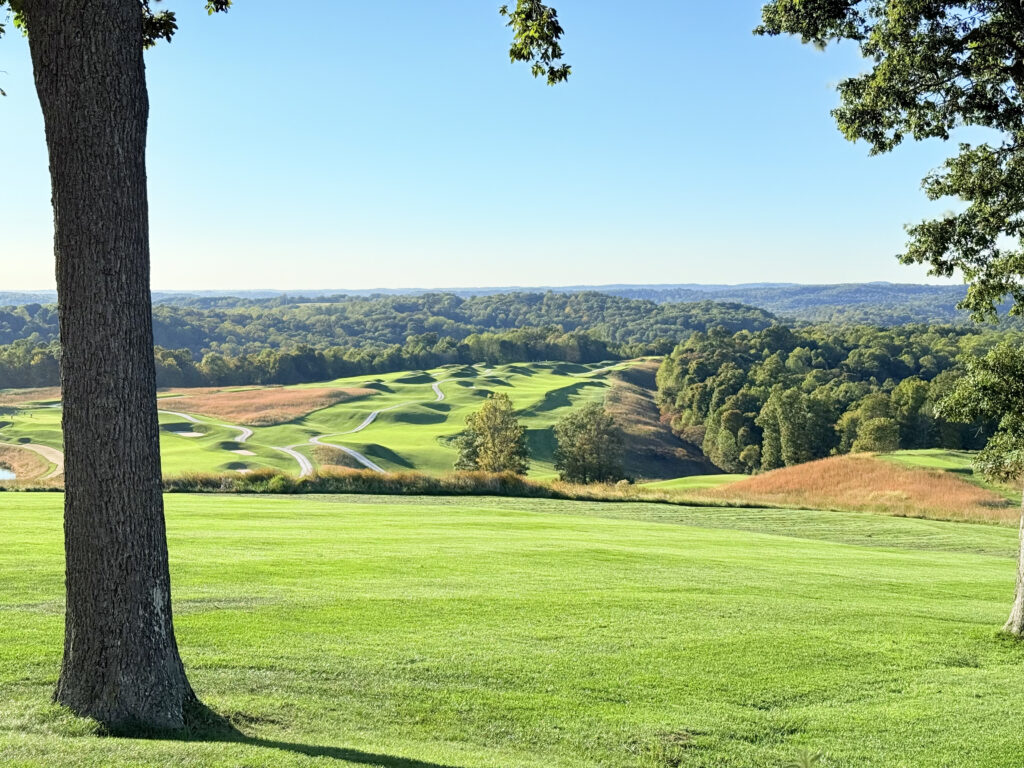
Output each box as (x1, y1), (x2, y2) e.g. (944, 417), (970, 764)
(757, 1), (1024, 319)
(553, 402), (624, 484)
(456, 392), (530, 474)
(938, 339), (1024, 481)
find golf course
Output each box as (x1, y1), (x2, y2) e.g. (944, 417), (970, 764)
(0, 492), (1021, 767)
(0, 361), (640, 482)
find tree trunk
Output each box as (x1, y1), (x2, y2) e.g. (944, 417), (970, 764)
(1005, 490), (1024, 636)
(25, 0), (194, 728)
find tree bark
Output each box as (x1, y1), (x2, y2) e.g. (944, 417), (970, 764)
(24, 0), (194, 728)
(1005, 490), (1024, 635)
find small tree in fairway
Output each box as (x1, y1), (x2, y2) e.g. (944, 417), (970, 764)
(456, 393), (531, 474)
(554, 403), (624, 484)
(2, 0), (568, 728)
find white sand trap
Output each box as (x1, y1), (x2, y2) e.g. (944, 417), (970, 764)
(232, 449), (256, 456)
(236, 468), (252, 474)
(176, 432), (203, 438)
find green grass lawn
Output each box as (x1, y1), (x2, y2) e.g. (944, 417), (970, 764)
(2, 493), (1024, 766)
(0, 362), (628, 480)
(641, 474), (746, 490)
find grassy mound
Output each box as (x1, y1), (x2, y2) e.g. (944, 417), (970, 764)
(711, 453), (1016, 524)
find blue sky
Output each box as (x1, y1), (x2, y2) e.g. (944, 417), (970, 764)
(3, 0), (962, 290)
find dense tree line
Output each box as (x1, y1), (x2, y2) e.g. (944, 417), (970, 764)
(610, 284), (1023, 328)
(656, 324), (1014, 474)
(0, 327), (637, 389)
(0, 292), (775, 355)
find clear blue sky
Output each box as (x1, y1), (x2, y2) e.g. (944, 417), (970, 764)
(3, 0), (961, 291)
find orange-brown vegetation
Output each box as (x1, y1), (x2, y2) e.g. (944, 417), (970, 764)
(0, 387), (61, 407)
(169, 387), (376, 426)
(708, 453), (1017, 525)
(311, 444), (365, 470)
(605, 363), (713, 480)
(0, 444), (52, 484)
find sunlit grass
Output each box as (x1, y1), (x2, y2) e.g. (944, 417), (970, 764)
(1, 493), (1022, 766)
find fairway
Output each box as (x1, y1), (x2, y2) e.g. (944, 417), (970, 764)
(0, 362), (631, 481)
(1, 494), (1023, 766)
(641, 474), (746, 490)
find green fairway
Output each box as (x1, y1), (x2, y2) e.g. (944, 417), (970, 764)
(1, 493), (1023, 766)
(0, 362), (632, 481)
(641, 473), (746, 490)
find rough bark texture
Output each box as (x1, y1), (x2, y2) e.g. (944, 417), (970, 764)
(25, 0), (194, 728)
(1005, 493), (1024, 636)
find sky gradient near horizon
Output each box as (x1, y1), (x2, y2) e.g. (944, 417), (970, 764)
(2, 1), (968, 291)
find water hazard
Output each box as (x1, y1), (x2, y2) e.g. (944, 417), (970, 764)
(0, 469), (15, 480)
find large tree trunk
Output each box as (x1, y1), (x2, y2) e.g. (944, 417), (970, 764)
(25, 0), (194, 728)
(1005, 491), (1024, 636)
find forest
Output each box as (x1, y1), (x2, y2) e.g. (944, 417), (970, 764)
(655, 324), (1011, 473)
(0, 292), (775, 387)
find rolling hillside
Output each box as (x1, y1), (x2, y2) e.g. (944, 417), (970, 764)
(0, 360), (698, 483)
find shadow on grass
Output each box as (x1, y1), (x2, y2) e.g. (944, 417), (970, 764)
(169, 702), (466, 767)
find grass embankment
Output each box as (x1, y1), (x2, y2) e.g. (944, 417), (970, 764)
(0, 444), (51, 484)
(163, 449), (1020, 527)
(161, 467), (748, 508)
(165, 387), (376, 426)
(1, 493), (1023, 766)
(882, 449), (1021, 502)
(604, 361), (714, 480)
(708, 453), (1017, 525)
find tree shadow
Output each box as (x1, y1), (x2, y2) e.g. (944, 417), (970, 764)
(164, 702), (466, 768)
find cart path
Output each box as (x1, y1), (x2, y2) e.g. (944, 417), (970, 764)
(302, 378), (449, 475)
(158, 409), (253, 443)
(272, 446), (313, 478)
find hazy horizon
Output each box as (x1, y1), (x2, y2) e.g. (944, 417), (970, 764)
(5, 1), (966, 290)
(0, 279), (967, 297)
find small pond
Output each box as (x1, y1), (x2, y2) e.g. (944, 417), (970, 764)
(0, 469), (15, 481)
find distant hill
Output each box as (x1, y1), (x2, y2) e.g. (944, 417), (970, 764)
(1, 282), (1004, 332)
(148, 282), (1002, 326)
(602, 283), (989, 326)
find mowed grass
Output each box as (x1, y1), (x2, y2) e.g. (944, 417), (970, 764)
(642, 474), (746, 490)
(2, 494), (1024, 766)
(0, 362), (627, 480)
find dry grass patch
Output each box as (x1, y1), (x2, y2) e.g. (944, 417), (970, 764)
(707, 453), (1017, 525)
(311, 444), (365, 470)
(0, 444), (52, 484)
(606, 362), (714, 480)
(0, 387), (61, 407)
(170, 387), (376, 426)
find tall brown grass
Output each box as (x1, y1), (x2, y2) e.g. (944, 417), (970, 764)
(311, 444), (366, 470)
(167, 387), (376, 426)
(708, 454), (1018, 525)
(0, 445), (56, 487)
(0, 387), (61, 406)
(604, 362), (713, 480)
(161, 467), (746, 506)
